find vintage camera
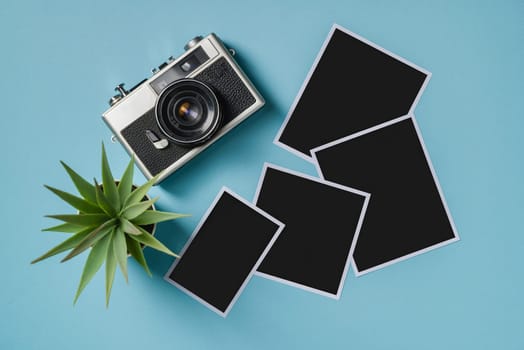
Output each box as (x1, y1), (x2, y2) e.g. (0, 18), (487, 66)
(102, 33), (265, 183)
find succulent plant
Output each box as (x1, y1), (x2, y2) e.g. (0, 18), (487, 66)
(32, 144), (186, 306)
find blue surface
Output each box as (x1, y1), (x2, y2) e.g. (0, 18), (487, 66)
(1, 0), (523, 349)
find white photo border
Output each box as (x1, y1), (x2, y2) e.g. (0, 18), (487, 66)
(253, 162), (370, 299)
(164, 187), (285, 317)
(273, 23), (432, 162)
(311, 114), (460, 276)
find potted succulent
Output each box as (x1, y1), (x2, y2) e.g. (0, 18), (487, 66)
(32, 144), (186, 306)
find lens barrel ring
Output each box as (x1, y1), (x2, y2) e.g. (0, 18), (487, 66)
(155, 78), (221, 146)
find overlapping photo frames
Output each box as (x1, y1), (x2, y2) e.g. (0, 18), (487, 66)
(275, 23), (458, 276)
(165, 23), (459, 316)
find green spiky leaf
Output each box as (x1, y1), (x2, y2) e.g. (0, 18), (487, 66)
(74, 233), (112, 305)
(42, 223), (87, 233)
(101, 143), (120, 210)
(113, 227), (128, 283)
(94, 179), (116, 217)
(129, 226), (178, 257)
(121, 197), (158, 221)
(120, 218), (141, 235)
(105, 236), (117, 308)
(61, 219), (116, 263)
(46, 213), (109, 227)
(60, 161), (97, 204)
(122, 174), (160, 208)
(31, 227), (94, 264)
(126, 236), (151, 277)
(132, 210), (189, 226)
(44, 185), (103, 214)
(118, 156), (134, 201)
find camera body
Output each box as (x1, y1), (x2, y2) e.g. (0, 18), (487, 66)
(102, 33), (265, 183)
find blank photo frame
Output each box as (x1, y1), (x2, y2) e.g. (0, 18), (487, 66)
(254, 164), (369, 298)
(275, 24), (430, 161)
(312, 116), (459, 275)
(165, 188), (284, 317)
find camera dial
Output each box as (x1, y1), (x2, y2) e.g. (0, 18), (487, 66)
(109, 83), (128, 106)
(184, 36), (203, 51)
(155, 79), (221, 146)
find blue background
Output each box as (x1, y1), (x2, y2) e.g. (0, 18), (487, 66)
(1, 0), (523, 349)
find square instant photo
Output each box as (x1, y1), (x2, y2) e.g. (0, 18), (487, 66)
(165, 188), (284, 317)
(254, 164), (369, 298)
(275, 24), (430, 161)
(312, 116), (459, 275)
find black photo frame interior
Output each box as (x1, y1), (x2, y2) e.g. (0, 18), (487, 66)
(165, 188), (284, 317)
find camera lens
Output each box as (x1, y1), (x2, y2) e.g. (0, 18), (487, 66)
(155, 79), (221, 146)
(176, 99), (203, 126)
